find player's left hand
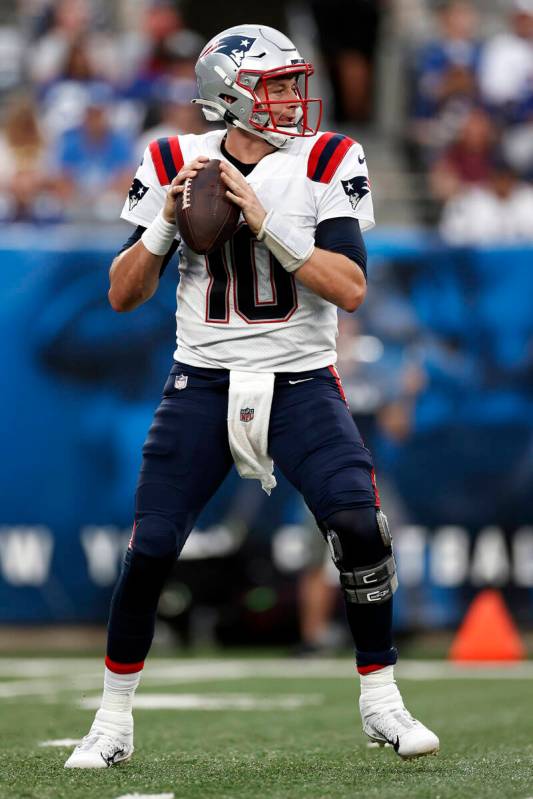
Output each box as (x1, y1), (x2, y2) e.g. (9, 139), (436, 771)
(219, 161), (266, 236)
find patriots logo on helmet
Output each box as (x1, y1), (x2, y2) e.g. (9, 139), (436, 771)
(341, 176), (370, 211)
(202, 35), (257, 67)
(128, 178), (149, 211)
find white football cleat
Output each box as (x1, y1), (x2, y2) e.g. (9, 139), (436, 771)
(64, 709), (134, 769)
(360, 686), (439, 760)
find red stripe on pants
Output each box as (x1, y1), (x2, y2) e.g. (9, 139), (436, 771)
(371, 468), (381, 508)
(328, 364), (348, 406)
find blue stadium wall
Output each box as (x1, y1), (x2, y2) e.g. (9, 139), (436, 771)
(1, 228), (532, 630)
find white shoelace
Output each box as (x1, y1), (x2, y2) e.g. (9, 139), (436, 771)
(373, 707), (418, 742)
(76, 731), (126, 758)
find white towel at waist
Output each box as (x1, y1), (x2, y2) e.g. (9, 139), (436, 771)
(227, 370), (277, 495)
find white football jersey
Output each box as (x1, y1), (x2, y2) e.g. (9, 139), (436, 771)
(121, 129), (374, 372)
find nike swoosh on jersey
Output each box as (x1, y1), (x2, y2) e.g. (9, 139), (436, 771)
(358, 155), (366, 164)
(288, 378), (315, 385)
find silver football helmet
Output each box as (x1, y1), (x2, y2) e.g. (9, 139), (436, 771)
(193, 24), (322, 148)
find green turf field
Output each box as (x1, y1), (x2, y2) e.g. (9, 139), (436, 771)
(1, 657), (532, 799)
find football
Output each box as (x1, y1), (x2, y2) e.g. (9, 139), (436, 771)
(176, 158), (241, 254)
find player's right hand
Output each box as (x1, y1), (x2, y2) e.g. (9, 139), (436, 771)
(162, 156), (209, 223)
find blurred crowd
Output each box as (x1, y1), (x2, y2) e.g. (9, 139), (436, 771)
(0, 0), (382, 224)
(0, 0), (206, 223)
(407, 0), (533, 242)
(1, 0), (533, 239)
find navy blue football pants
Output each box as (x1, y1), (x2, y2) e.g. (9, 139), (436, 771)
(106, 362), (396, 670)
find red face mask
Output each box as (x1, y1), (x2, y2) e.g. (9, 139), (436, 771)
(236, 64), (323, 138)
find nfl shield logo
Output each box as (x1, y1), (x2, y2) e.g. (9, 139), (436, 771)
(174, 374), (188, 390)
(240, 407), (254, 422)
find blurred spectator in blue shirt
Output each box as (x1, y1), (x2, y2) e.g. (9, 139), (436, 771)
(39, 35), (116, 140)
(53, 84), (135, 221)
(120, 1), (187, 101)
(124, 28), (202, 105)
(410, 0), (481, 165)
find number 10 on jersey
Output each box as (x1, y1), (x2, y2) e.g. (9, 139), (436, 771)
(205, 224), (298, 324)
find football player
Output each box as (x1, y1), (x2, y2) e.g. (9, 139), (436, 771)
(65, 24), (439, 768)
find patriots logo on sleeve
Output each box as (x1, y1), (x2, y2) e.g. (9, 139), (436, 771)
(201, 35), (257, 67)
(341, 176), (370, 211)
(128, 178), (149, 211)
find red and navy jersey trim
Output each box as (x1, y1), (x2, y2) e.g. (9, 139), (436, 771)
(307, 133), (355, 183)
(149, 137), (184, 185)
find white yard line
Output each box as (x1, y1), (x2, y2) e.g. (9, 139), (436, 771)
(0, 675), (103, 698)
(114, 794), (174, 799)
(39, 738), (81, 747)
(0, 659), (101, 678)
(81, 693), (323, 711)
(0, 658), (532, 702)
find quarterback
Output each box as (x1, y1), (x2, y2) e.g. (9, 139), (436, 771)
(66, 24), (439, 768)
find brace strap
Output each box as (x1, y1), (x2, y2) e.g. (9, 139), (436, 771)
(340, 553), (398, 604)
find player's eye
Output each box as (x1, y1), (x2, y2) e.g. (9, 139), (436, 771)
(266, 81), (300, 98)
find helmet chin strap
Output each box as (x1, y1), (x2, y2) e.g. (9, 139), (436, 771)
(261, 127), (295, 148)
(191, 97), (226, 122)
(234, 118), (293, 149)
(191, 98), (294, 148)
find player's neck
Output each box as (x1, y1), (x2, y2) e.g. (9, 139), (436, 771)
(224, 127), (277, 164)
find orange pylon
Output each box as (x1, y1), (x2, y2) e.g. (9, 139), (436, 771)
(449, 588), (526, 662)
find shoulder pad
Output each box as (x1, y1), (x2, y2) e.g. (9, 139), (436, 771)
(307, 133), (356, 184)
(148, 136), (184, 185)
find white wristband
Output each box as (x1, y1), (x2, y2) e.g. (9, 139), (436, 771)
(141, 210), (178, 256)
(257, 210), (314, 272)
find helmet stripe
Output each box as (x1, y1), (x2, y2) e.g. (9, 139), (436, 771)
(307, 133), (355, 183)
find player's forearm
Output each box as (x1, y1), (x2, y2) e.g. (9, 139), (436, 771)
(294, 247), (367, 312)
(108, 240), (163, 312)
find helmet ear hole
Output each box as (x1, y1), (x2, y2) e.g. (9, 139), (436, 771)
(219, 93), (237, 104)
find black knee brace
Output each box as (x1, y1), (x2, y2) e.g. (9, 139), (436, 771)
(322, 506), (398, 605)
